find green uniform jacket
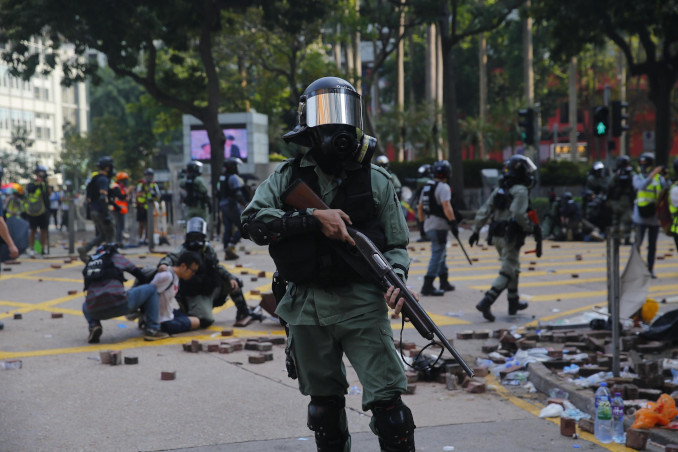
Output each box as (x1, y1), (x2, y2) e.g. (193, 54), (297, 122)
(472, 184), (533, 235)
(180, 174), (209, 219)
(241, 153), (410, 326)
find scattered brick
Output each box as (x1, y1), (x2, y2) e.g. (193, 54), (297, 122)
(575, 254), (582, 261)
(249, 354), (266, 364)
(182, 343), (192, 352)
(221, 329), (234, 337)
(161, 371), (176, 381)
(269, 336), (286, 345)
(206, 344), (220, 353)
(481, 339), (499, 353)
(250, 290), (260, 295)
(551, 244), (560, 249)
(445, 373), (458, 390)
(257, 342), (273, 351)
(472, 366), (489, 377)
(4, 260), (20, 265)
(219, 344), (233, 354)
(13, 313), (22, 319)
(636, 341), (665, 354)
(68, 290), (78, 295)
(50, 264), (62, 269)
(405, 384), (417, 394)
(64, 258), (72, 263)
(529, 261), (536, 265)
(472, 330), (490, 340)
(401, 342), (418, 350)
(465, 380), (486, 393)
(456, 331), (474, 340)
(571, 274), (579, 278)
(578, 418), (594, 433)
(226, 341), (244, 352)
(528, 267), (535, 271)
(240, 271), (248, 275)
(262, 352), (274, 361)
(258, 271), (266, 277)
(517, 339), (537, 350)
(245, 341), (259, 351)
(124, 356), (138, 365)
(250, 277), (258, 282)
(109, 350), (122, 366)
(625, 428), (649, 450)
(38, 278), (43, 282)
(657, 256), (665, 260)
(235, 264), (243, 268)
(190, 340), (202, 353)
(99, 351), (111, 364)
(51, 313), (63, 319)
(471, 258), (479, 262)
(138, 255), (147, 259)
(499, 331), (517, 344)
(560, 417), (576, 436)
(3, 267), (11, 271)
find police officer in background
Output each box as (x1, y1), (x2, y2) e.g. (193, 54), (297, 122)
(418, 160), (457, 296)
(633, 152), (667, 278)
(78, 157), (115, 263)
(375, 155), (402, 198)
(668, 158), (678, 251)
(135, 168), (160, 245)
(110, 171), (130, 247)
(404, 164), (434, 242)
(586, 161), (608, 196)
(469, 155), (539, 322)
(607, 155), (636, 245)
(218, 158), (245, 260)
(180, 161), (210, 221)
(241, 76), (416, 452)
(157, 217), (259, 327)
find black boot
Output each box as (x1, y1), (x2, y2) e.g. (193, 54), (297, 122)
(438, 273), (455, 291)
(507, 295), (528, 315)
(420, 276), (444, 296)
(475, 294), (495, 322)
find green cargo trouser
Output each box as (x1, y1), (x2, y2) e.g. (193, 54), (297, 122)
(83, 210), (114, 252)
(287, 312), (407, 412)
(487, 236), (520, 300)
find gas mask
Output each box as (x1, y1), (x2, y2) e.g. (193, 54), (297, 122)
(185, 232), (206, 252)
(309, 125), (377, 175)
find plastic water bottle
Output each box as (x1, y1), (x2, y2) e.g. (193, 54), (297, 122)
(594, 382), (612, 443)
(612, 392), (625, 443)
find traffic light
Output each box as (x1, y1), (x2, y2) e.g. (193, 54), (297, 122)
(611, 100), (629, 137)
(518, 108), (535, 145)
(593, 106), (609, 137)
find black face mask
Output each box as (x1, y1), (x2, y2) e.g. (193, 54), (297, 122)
(308, 125), (377, 175)
(185, 233), (205, 251)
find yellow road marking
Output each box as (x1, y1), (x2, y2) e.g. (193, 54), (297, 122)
(469, 272), (678, 289)
(523, 283), (678, 303)
(486, 374), (630, 451)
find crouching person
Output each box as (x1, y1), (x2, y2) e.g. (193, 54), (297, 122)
(82, 244), (169, 343)
(152, 251), (203, 334)
(157, 217), (260, 329)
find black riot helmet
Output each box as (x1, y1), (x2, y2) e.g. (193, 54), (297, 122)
(283, 77), (377, 172)
(186, 160), (203, 175)
(185, 217), (207, 251)
(432, 160), (451, 180)
(639, 152), (655, 174)
(417, 164), (432, 178)
(223, 157), (241, 175)
(504, 155), (537, 187)
(97, 156), (115, 177)
(34, 164), (48, 180)
(615, 155), (631, 171)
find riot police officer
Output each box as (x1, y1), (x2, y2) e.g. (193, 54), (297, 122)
(607, 155), (635, 244)
(586, 161), (608, 196)
(469, 155), (539, 322)
(180, 161), (210, 221)
(418, 160), (457, 295)
(404, 164), (433, 242)
(241, 76), (416, 451)
(77, 157), (115, 262)
(633, 152), (667, 278)
(157, 217), (259, 327)
(218, 158), (245, 260)
(375, 155), (402, 198)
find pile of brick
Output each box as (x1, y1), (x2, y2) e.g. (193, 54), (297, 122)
(182, 335), (287, 365)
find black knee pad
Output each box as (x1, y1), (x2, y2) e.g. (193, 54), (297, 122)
(199, 318), (213, 329)
(372, 396), (416, 452)
(307, 396), (349, 452)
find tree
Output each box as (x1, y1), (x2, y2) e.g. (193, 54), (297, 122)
(0, 0), (250, 195)
(531, 0), (678, 165)
(413, 0), (524, 206)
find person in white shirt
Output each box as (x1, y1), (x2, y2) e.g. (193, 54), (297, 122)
(151, 251), (203, 334)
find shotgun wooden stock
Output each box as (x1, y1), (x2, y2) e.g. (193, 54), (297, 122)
(281, 178), (475, 378)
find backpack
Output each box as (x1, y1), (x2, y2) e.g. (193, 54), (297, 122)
(657, 186), (672, 235)
(82, 244), (124, 290)
(26, 183), (46, 216)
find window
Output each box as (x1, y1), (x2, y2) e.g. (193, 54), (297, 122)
(34, 87), (41, 99)
(36, 127), (43, 139)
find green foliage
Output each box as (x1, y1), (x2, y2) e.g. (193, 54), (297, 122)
(538, 160), (588, 186)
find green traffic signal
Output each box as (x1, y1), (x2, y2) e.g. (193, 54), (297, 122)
(596, 121), (607, 135)
(593, 106), (609, 137)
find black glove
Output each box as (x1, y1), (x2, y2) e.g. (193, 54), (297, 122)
(533, 225), (543, 258)
(469, 232), (479, 247)
(448, 220), (459, 238)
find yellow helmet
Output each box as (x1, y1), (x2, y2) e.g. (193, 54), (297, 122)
(641, 299), (659, 324)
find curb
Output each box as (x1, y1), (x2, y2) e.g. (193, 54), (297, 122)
(527, 361), (678, 447)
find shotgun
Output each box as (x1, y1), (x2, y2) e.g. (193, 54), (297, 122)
(281, 178), (474, 378)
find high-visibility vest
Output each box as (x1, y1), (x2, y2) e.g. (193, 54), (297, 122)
(636, 173), (662, 207)
(112, 183), (128, 215)
(136, 180), (158, 208)
(670, 183), (678, 235)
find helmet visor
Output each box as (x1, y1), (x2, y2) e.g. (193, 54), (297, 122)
(304, 88), (363, 130)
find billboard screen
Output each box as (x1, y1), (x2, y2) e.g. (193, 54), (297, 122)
(190, 126), (248, 161)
